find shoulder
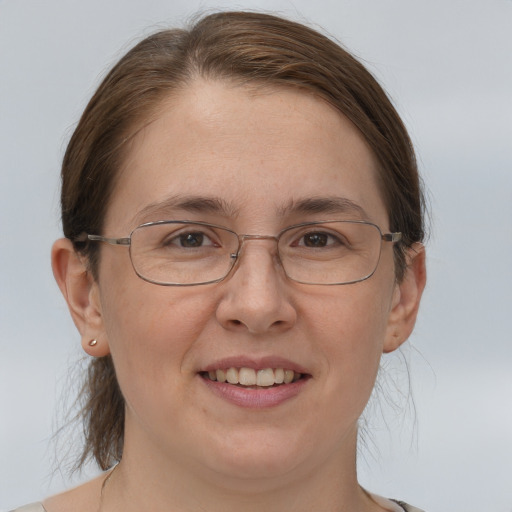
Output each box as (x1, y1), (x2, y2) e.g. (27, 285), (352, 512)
(9, 504), (46, 512)
(42, 473), (105, 512)
(13, 472), (107, 512)
(390, 500), (426, 512)
(368, 492), (426, 512)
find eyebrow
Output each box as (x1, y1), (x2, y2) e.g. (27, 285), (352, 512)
(133, 195), (240, 224)
(133, 194), (368, 225)
(279, 196), (369, 220)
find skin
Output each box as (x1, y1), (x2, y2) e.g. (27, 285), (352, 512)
(50, 80), (426, 512)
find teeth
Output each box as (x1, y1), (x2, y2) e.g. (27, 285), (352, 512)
(239, 367), (256, 386)
(205, 367), (302, 386)
(256, 368), (275, 387)
(283, 369), (294, 384)
(226, 367), (238, 384)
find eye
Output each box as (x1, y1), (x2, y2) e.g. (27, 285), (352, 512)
(297, 231), (342, 248)
(177, 232), (211, 248)
(167, 231), (216, 248)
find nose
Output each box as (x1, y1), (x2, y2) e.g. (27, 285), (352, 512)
(215, 239), (297, 334)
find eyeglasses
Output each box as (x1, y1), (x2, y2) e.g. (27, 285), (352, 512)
(78, 220), (401, 286)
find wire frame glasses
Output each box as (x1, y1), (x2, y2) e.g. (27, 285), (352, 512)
(80, 220), (402, 286)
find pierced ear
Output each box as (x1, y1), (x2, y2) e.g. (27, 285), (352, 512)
(51, 238), (110, 357)
(383, 243), (426, 353)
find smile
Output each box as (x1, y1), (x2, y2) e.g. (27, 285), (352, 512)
(202, 367), (303, 387)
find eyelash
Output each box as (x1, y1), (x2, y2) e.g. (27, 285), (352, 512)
(161, 229), (347, 251)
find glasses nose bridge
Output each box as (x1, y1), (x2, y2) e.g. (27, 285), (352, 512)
(227, 233), (284, 282)
(237, 233), (280, 252)
(239, 233), (279, 242)
(232, 233), (281, 262)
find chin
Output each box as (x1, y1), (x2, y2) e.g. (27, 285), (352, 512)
(194, 428), (318, 487)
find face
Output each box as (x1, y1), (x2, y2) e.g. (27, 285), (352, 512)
(85, 80), (410, 487)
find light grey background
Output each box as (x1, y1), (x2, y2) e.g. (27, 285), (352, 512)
(1, 1), (511, 511)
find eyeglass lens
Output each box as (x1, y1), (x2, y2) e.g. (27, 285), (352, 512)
(128, 221), (384, 286)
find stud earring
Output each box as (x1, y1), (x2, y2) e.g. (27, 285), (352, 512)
(89, 339), (98, 347)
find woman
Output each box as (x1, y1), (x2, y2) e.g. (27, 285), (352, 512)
(14, 11), (426, 512)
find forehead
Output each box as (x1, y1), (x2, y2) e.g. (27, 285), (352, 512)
(105, 80), (388, 231)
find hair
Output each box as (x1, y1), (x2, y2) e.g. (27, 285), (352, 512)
(60, 11), (426, 470)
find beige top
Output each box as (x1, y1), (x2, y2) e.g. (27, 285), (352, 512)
(10, 505), (47, 512)
(11, 497), (425, 512)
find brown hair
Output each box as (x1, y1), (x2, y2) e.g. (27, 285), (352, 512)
(62, 11), (426, 470)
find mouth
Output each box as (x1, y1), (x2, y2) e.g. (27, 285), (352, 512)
(198, 357), (311, 408)
(200, 367), (306, 389)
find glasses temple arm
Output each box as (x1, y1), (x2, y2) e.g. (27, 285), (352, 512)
(382, 232), (402, 243)
(75, 233), (131, 246)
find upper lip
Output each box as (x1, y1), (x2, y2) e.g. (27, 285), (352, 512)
(200, 356), (310, 374)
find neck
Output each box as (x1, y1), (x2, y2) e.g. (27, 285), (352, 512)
(101, 428), (379, 512)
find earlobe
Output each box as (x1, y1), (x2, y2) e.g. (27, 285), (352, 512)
(81, 335), (110, 357)
(383, 243), (426, 353)
(51, 238), (110, 357)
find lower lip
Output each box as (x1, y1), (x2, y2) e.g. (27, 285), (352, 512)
(200, 375), (309, 408)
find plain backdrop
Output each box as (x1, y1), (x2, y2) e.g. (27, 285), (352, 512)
(1, 1), (511, 511)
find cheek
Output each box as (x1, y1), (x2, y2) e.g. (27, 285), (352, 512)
(104, 289), (213, 354)
(308, 279), (391, 347)
(97, 262), (218, 400)
(306, 280), (393, 398)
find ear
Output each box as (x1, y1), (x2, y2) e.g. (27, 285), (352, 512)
(383, 243), (426, 353)
(51, 238), (110, 357)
